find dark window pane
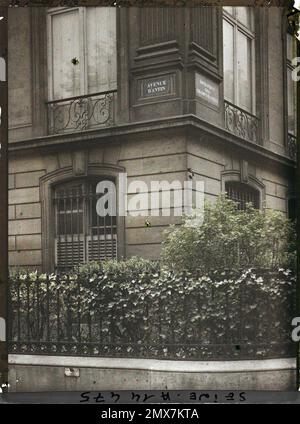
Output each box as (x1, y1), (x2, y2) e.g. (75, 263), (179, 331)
(288, 197), (296, 221)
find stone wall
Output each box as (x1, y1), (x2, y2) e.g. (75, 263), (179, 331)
(8, 355), (297, 392)
(8, 127), (294, 270)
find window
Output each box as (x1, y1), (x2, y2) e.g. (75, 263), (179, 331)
(225, 181), (260, 210)
(223, 7), (255, 113)
(288, 196), (296, 221)
(47, 7), (117, 100)
(54, 178), (117, 272)
(286, 32), (297, 136)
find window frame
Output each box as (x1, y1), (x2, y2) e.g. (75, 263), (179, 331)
(221, 170), (265, 211)
(286, 30), (297, 136)
(53, 177), (118, 272)
(223, 6), (256, 115)
(40, 164), (125, 273)
(225, 180), (260, 210)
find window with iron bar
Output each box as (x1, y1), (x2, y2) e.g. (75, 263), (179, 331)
(225, 181), (260, 210)
(54, 178), (117, 272)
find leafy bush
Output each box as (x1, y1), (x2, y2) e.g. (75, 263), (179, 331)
(161, 196), (296, 274)
(73, 257), (159, 280)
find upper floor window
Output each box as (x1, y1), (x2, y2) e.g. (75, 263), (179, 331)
(47, 7), (117, 101)
(54, 178), (117, 272)
(223, 7), (255, 113)
(286, 32), (297, 136)
(225, 181), (260, 210)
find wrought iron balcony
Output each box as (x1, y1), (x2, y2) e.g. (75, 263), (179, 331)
(47, 90), (117, 135)
(224, 100), (260, 145)
(287, 133), (297, 161)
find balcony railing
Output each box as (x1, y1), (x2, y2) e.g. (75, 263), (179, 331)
(287, 133), (297, 161)
(224, 100), (260, 145)
(47, 90), (117, 135)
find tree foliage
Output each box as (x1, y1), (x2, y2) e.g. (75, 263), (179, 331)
(161, 196), (296, 274)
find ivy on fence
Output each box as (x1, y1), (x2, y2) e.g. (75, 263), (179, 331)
(8, 267), (296, 360)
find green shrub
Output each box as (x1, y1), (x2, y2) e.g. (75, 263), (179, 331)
(73, 256), (160, 280)
(161, 196), (296, 274)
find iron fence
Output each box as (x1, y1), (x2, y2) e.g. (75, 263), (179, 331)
(7, 270), (296, 360)
(47, 90), (117, 135)
(224, 100), (260, 145)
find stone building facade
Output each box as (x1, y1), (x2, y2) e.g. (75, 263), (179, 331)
(8, 6), (296, 273)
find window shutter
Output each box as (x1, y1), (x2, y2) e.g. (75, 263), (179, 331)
(87, 234), (117, 262)
(50, 9), (81, 99)
(55, 237), (85, 272)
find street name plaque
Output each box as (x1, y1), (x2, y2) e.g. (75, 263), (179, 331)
(139, 74), (174, 99)
(195, 73), (219, 107)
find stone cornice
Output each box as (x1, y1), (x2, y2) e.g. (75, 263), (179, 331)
(9, 114), (296, 169)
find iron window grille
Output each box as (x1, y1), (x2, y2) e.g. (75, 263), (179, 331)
(54, 178), (117, 273)
(225, 181), (260, 210)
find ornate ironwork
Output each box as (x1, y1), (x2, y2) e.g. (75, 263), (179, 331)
(287, 133), (297, 160)
(8, 270), (296, 361)
(47, 90), (116, 134)
(224, 100), (260, 144)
